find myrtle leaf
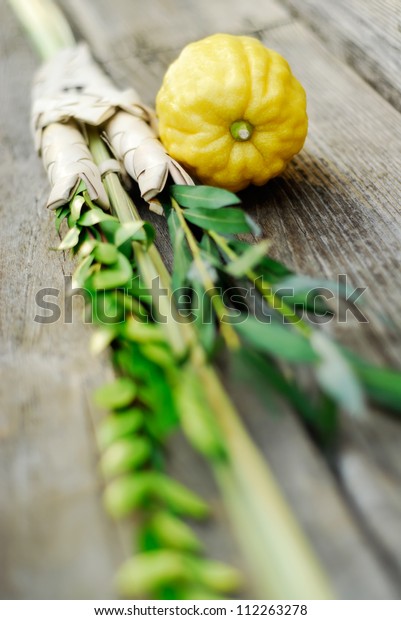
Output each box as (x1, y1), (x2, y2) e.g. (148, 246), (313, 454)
(57, 225), (81, 250)
(89, 325), (119, 355)
(78, 208), (116, 226)
(92, 253), (133, 290)
(100, 437), (152, 478)
(69, 195), (86, 224)
(94, 377), (137, 410)
(114, 221), (145, 247)
(115, 550), (188, 597)
(103, 473), (152, 518)
(153, 474), (209, 518)
(97, 409), (144, 450)
(71, 253), (94, 288)
(55, 206), (69, 233)
(93, 242), (119, 265)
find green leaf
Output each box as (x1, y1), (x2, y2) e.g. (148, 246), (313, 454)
(175, 366), (226, 459)
(100, 220), (121, 241)
(166, 209), (181, 245)
(114, 221), (145, 247)
(90, 291), (125, 324)
(184, 207), (251, 233)
(114, 346), (178, 437)
(100, 437), (152, 478)
(191, 279), (215, 354)
(199, 249), (221, 268)
(140, 343), (175, 370)
(76, 238), (97, 259)
(71, 253), (94, 288)
(311, 332), (365, 416)
(94, 377), (137, 410)
(234, 316), (318, 362)
(200, 233), (221, 262)
(69, 195), (86, 224)
(93, 242), (119, 265)
(115, 221), (155, 249)
(138, 381), (178, 437)
(103, 473), (151, 518)
(240, 245), (293, 282)
(153, 474), (209, 518)
(347, 354), (401, 414)
(55, 206), (69, 233)
(226, 240), (270, 277)
(171, 226), (193, 290)
(171, 185), (240, 209)
(89, 325), (119, 354)
(114, 221), (155, 249)
(135, 222), (155, 248)
(78, 208), (116, 226)
(55, 205), (66, 217)
(57, 226), (81, 250)
(116, 550), (188, 597)
(91, 253), (133, 290)
(97, 408), (144, 450)
(245, 213), (262, 237)
(230, 241), (293, 281)
(74, 179), (86, 197)
(187, 557), (241, 593)
(149, 512), (202, 553)
(123, 318), (165, 343)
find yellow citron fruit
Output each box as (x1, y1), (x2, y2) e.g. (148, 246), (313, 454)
(156, 33), (308, 192)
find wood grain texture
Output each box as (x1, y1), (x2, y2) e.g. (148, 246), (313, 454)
(2, 0), (401, 601)
(0, 2), (130, 599)
(58, 0), (291, 103)
(0, 0), (261, 599)
(282, 0), (401, 112)
(59, 0), (290, 59)
(252, 21), (401, 589)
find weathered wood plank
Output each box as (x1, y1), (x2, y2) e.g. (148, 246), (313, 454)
(282, 0), (401, 112)
(255, 20), (401, 586)
(60, 0), (290, 60)
(58, 0), (292, 99)
(0, 3), (129, 598)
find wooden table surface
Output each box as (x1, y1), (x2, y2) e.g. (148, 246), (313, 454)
(1, 0), (401, 600)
